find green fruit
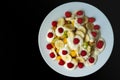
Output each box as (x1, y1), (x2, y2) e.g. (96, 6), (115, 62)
(82, 42), (88, 49)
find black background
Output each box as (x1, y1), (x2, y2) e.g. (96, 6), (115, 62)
(8, 0), (120, 79)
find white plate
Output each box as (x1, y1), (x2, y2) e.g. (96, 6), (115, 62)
(38, 2), (114, 77)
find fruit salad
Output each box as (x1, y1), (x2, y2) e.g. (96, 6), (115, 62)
(46, 10), (105, 70)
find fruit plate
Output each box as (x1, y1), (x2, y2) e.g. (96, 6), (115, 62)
(38, 2), (114, 77)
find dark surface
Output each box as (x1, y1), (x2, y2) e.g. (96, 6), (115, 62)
(8, 0), (120, 79)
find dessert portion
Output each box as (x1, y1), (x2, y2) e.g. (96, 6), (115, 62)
(46, 10), (105, 70)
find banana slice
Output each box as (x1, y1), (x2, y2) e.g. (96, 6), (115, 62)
(73, 10), (85, 18)
(78, 26), (86, 34)
(71, 58), (78, 66)
(96, 38), (105, 52)
(50, 49), (57, 60)
(64, 58), (78, 70)
(87, 45), (91, 53)
(76, 56), (85, 63)
(55, 40), (64, 49)
(62, 54), (72, 62)
(67, 30), (74, 38)
(94, 49), (100, 55)
(85, 34), (90, 42)
(86, 22), (94, 30)
(83, 16), (88, 24)
(57, 18), (65, 26)
(86, 55), (98, 66)
(76, 30), (85, 38)
(64, 24), (75, 31)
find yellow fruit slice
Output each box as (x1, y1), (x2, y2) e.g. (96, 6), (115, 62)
(56, 56), (61, 61)
(76, 30), (85, 38)
(76, 56), (85, 63)
(85, 34), (90, 42)
(83, 16), (88, 24)
(87, 45), (91, 53)
(62, 54), (72, 62)
(86, 22), (94, 30)
(70, 50), (77, 57)
(67, 30), (74, 38)
(78, 26), (86, 34)
(55, 40), (64, 49)
(57, 18), (65, 26)
(63, 38), (67, 44)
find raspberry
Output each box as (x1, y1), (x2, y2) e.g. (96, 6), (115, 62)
(47, 32), (53, 38)
(96, 40), (104, 49)
(76, 10), (83, 16)
(46, 43), (53, 50)
(58, 59), (65, 66)
(67, 62), (74, 68)
(94, 25), (100, 30)
(91, 32), (97, 37)
(49, 52), (55, 58)
(62, 50), (68, 55)
(77, 18), (83, 24)
(88, 57), (95, 63)
(73, 38), (80, 44)
(52, 21), (57, 27)
(80, 50), (87, 56)
(58, 27), (64, 33)
(88, 17), (95, 23)
(65, 11), (72, 17)
(78, 62), (84, 68)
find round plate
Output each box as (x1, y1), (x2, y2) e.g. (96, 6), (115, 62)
(38, 2), (114, 77)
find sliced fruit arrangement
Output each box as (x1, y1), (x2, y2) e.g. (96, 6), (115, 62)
(46, 10), (105, 70)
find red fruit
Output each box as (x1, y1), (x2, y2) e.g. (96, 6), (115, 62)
(65, 11), (72, 17)
(88, 17), (95, 23)
(47, 32), (53, 38)
(80, 50), (87, 56)
(46, 43), (53, 50)
(52, 21), (57, 27)
(88, 57), (95, 63)
(62, 50), (68, 55)
(91, 32), (97, 37)
(77, 18), (83, 24)
(58, 27), (64, 33)
(67, 62), (74, 68)
(58, 59), (65, 66)
(49, 52), (55, 58)
(76, 10), (83, 16)
(96, 40), (104, 49)
(94, 25), (100, 30)
(78, 62), (84, 68)
(73, 38), (80, 44)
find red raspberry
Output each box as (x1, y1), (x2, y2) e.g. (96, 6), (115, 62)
(94, 25), (100, 30)
(78, 62), (84, 68)
(88, 17), (95, 23)
(96, 40), (104, 49)
(46, 43), (53, 50)
(73, 38), (80, 45)
(62, 50), (68, 55)
(49, 52), (55, 58)
(77, 18), (83, 24)
(88, 57), (95, 63)
(58, 59), (65, 66)
(58, 27), (64, 33)
(91, 32), (97, 37)
(65, 11), (72, 17)
(67, 62), (74, 68)
(76, 10), (83, 16)
(52, 21), (57, 27)
(80, 50), (87, 56)
(47, 32), (53, 38)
